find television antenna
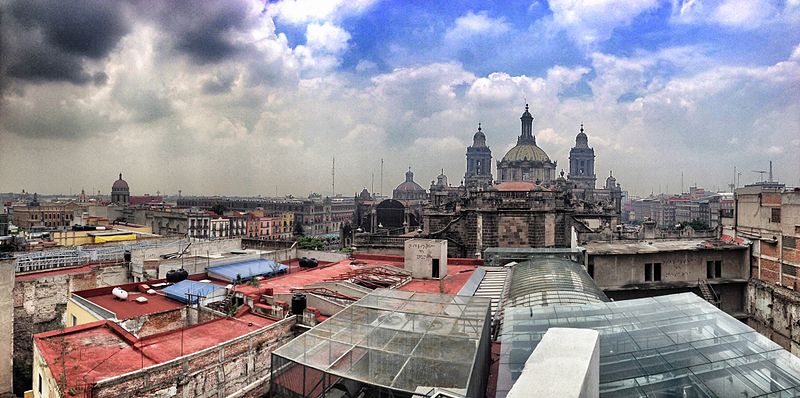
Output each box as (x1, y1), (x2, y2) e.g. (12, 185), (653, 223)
(752, 170), (767, 182)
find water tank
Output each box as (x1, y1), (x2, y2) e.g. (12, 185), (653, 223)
(166, 270), (179, 283)
(291, 293), (307, 315)
(299, 257), (318, 268)
(112, 287), (128, 300)
(175, 268), (189, 282)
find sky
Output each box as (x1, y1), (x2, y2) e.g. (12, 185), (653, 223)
(0, 0), (798, 198)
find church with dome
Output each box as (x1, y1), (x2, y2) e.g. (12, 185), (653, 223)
(422, 104), (623, 256)
(352, 103), (623, 256)
(111, 173), (130, 205)
(496, 104), (557, 184)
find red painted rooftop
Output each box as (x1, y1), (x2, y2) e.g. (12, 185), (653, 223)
(235, 254), (405, 298)
(74, 274), (226, 320)
(397, 263), (479, 294)
(35, 312), (276, 388)
(236, 253), (481, 297)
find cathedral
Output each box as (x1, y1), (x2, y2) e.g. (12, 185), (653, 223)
(352, 104), (623, 257)
(423, 104), (622, 256)
(496, 104), (557, 184)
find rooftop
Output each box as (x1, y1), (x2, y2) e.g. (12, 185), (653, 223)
(35, 312), (276, 388)
(74, 275), (227, 320)
(497, 293), (800, 398)
(584, 238), (746, 255)
(271, 289), (492, 396)
(235, 254), (480, 298)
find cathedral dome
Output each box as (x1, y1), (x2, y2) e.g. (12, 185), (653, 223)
(395, 169), (425, 192)
(112, 173), (129, 190)
(502, 143), (550, 162)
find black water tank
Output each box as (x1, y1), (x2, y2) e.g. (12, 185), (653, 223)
(300, 257), (317, 268)
(291, 293), (307, 315)
(175, 268), (189, 282)
(166, 270), (179, 283)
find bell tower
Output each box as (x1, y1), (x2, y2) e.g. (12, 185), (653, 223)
(465, 123), (493, 188)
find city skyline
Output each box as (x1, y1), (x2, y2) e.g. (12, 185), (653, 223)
(1, 0), (799, 197)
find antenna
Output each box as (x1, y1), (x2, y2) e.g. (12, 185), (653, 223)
(769, 160), (773, 183)
(380, 158), (384, 199)
(752, 170), (767, 182)
(371, 172), (374, 195)
(332, 156), (335, 197)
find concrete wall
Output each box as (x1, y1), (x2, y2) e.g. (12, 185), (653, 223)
(591, 249), (747, 287)
(13, 262), (129, 396)
(130, 238), (242, 280)
(296, 249), (348, 263)
(0, 259), (14, 394)
(508, 328), (599, 398)
(404, 239), (447, 279)
(89, 317), (296, 398)
(747, 279), (800, 355)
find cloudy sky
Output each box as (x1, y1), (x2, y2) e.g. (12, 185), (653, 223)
(0, 0), (798, 197)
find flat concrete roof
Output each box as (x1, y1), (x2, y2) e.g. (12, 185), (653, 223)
(584, 238), (746, 255)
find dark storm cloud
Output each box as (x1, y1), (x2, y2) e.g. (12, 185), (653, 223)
(145, 0), (255, 64)
(202, 73), (236, 94)
(6, 44), (93, 84)
(9, 0), (130, 59)
(1, 0), (129, 86)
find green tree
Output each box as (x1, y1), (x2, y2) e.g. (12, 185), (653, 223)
(292, 221), (305, 237)
(296, 236), (323, 250)
(210, 203), (228, 215)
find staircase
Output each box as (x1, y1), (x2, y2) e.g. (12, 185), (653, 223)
(698, 278), (720, 307)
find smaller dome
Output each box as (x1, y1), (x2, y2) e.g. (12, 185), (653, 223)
(472, 123), (486, 147)
(112, 173), (129, 190)
(395, 168), (425, 192)
(575, 124), (589, 148)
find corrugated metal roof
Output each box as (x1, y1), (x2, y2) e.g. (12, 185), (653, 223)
(162, 280), (224, 303)
(207, 259), (287, 282)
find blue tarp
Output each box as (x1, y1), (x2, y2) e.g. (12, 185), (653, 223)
(207, 259), (288, 283)
(162, 280), (224, 304)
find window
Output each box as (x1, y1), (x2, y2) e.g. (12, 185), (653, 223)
(707, 260), (722, 279)
(771, 208), (781, 223)
(39, 374), (42, 394)
(72, 314), (77, 326)
(588, 262), (595, 279)
(645, 263), (662, 282)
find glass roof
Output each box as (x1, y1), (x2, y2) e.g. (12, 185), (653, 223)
(505, 258), (608, 308)
(496, 293), (800, 398)
(273, 289), (492, 394)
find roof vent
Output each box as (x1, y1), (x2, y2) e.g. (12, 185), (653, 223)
(135, 297), (148, 304)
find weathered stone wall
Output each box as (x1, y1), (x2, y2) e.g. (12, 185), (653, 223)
(13, 262), (128, 396)
(90, 317), (296, 398)
(0, 259), (14, 394)
(747, 279), (800, 355)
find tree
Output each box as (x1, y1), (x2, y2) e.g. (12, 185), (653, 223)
(292, 221), (305, 237)
(296, 236), (323, 250)
(210, 203), (228, 215)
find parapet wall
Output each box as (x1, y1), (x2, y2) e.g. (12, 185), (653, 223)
(91, 316), (296, 398)
(747, 279), (800, 355)
(13, 261), (128, 396)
